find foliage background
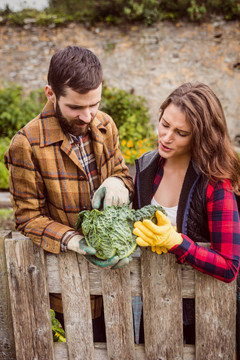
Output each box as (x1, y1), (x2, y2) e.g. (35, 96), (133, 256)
(1, 0), (240, 26)
(0, 83), (157, 189)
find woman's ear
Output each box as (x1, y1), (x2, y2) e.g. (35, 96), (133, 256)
(45, 85), (56, 103)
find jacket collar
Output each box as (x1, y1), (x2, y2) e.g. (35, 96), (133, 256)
(39, 101), (65, 147)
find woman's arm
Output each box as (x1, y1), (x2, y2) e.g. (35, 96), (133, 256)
(171, 180), (240, 282)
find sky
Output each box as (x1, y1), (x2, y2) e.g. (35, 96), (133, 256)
(0, 0), (49, 11)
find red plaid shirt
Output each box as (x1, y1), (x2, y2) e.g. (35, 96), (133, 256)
(153, 160), (240, 283)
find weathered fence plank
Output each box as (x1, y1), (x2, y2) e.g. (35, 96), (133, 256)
(82, 257), (195, 298)
(101, 267), (136, 359)
(54, 341), (195, 360)
(141, 247), (184, 360)
(0, 230), (16, 360)
(58, 251), (95, 360)
(195, 271), (236, 360)
(4, 237), (54, 360)
(45, 252), (61, 293)
(54, 342), (146, 360)
(1, 233), (237, 360)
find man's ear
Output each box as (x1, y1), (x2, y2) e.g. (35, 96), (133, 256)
(45, 85), (56, 103)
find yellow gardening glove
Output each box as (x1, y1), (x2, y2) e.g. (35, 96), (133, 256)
(151, 226), (178, 254)
(151, 245), (168, 254)
(133, 210), (183, 251)
(135, 236), (168, 254)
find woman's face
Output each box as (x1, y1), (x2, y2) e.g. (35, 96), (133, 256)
(158, 103), (193, 161)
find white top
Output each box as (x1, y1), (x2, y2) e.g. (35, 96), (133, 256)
(151, 196), (178, 227)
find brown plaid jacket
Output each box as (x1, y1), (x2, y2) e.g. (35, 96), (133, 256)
(5, 101), (134, 254)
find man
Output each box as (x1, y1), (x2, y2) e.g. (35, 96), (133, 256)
(4, 46), (134, 337)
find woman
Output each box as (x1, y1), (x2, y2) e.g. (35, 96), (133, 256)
(132, 82), (240, 343)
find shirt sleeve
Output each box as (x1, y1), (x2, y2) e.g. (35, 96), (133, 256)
(5, 132), (76, 254)
(170, 180), (240, 283)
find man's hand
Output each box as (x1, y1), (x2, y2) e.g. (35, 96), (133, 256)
(67, 235), (96, 255)
(112, 256), (133, 269)
(84, 255), (133, 269)
(133, 210), (183, 251)
(67, 235), (132, 269)
(67, 237), (121, 268)
(91, 177), (129, 209)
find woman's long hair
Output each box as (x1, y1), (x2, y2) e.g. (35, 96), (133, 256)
(159, 82), (240, 194)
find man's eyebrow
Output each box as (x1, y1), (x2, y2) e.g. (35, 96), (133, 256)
(66, 100), (101, 108)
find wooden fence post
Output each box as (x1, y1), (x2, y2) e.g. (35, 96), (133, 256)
(195, 271), (236, 360)
(58, 252), (95, 360)
(101, 267), (136, 360)
(141, 247), (184, 360)
(0, 230), (16, 360)
(141, 248), (183, 360)
(4, 236), (54, 360)
(2, 234), (237, 360)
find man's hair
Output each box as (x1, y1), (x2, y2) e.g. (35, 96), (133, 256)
(47, 46), (103, 99)
(159, 82), (240, 193)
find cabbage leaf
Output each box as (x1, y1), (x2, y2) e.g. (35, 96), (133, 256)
(75, 204), (166, 260)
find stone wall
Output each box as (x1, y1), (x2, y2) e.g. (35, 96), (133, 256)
(0, 20), (240, 141)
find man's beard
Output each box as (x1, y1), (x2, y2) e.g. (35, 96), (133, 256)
(55, 101), (91, 137)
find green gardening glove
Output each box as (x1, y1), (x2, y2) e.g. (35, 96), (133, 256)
(67, 235), (96, 255)
(91, 177), (129, 209)
(84, 254), (120, 268)
(85, 255), (133, 269)
(112, 256), (133, 269)
(68, 236), (132, 269)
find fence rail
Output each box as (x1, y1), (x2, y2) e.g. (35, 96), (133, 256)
(0, 231), (236, 360)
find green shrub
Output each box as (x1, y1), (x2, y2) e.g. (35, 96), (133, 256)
(51, 309), (66, 342)
(48, 0), (162, 25)
(0, 137), (10, 189)
(0, 82), (156, 188)
(0, 83), (45, 138)
(1, 0), (240, 25)
(0, 84), (45, 189)
(100, 85), (157, 164)
(101, 85), (150, 129)
(47, 0), (240, 24)
(187, 0), (207, 21)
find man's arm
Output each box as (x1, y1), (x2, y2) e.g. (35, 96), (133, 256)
(91, 115), (134, 209)
(5, 133), (74, 254)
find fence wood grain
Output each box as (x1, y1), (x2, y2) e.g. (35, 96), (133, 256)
(0, 230), (16, 360)
(86, 257), (195, 298)
(101, 267), (136, 359)
(4, 236), (54, 360)
(54, 342), (197, 360)
(1, 232), (237, 360)
(141, 247), (184, 359)
(195, 271), (236, 360)
(58, 251), (95, 360)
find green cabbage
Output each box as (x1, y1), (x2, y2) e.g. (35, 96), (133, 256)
(75, 204), (166, 260)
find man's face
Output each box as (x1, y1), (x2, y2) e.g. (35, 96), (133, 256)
(47, 83), (102, 137)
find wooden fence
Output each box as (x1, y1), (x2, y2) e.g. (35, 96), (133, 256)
(0, 230), (236, 360)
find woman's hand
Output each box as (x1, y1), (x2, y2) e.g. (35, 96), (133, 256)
(133, 210), (183, 251)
